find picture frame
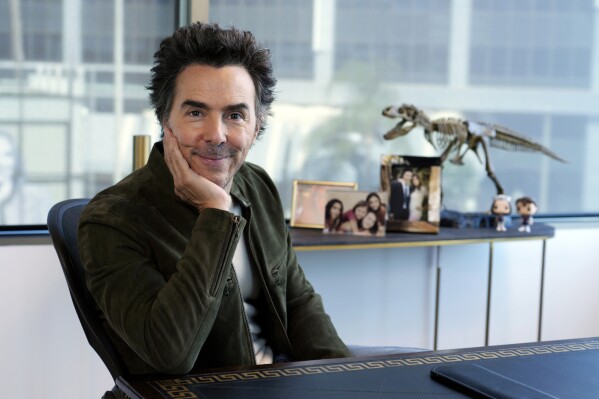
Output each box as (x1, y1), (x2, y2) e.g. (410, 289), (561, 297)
(380, 155), (442, 233)
(323, 190), (388, 236)
(290, 180), (358, 229)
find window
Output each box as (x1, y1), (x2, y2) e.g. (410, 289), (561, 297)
(0, 0), (174, 225)
(1, 0), (598, 226)
(470, 1), (594, 88)
(210, 0), (599, 217)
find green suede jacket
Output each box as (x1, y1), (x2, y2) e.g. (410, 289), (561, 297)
(78, 142), (350, 375)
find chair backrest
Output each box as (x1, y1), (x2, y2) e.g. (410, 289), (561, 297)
(47, 199), (128, 380)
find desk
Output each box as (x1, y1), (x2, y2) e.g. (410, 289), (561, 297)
(117, 336), (599, 398)
(292, 224), (555, 348)
(290, 224), (554, 251)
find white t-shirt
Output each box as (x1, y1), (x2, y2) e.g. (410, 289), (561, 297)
(230, 201), (274, 365)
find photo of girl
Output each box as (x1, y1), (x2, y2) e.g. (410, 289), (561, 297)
(408, 174), (427, 222)
(323, 199), (344, 233)
(337, 200), (369, 234)
(357, 210), (385, 236)
(323, 191), (388, 237)
(367, 192), (387, 225)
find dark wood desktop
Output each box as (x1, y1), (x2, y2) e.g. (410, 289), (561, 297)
(117, 336), (599, 399)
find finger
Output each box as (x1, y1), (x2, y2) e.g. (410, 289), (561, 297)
(163, 130), (197, 204)
(163, 129), (208, 202)
(163, 128), (189, 181)
(163, 128), (182, 166)
(162, 128), (230, 210)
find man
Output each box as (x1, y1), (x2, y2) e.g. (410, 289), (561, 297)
(78, 22), (350, 378)
(389, 168), (413, 220)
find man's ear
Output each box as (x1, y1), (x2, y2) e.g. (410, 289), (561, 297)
(251, 124), (261, 144)
(161, 121), (172, 139)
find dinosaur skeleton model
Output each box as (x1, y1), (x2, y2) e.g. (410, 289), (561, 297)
(382, 104), (566, 194)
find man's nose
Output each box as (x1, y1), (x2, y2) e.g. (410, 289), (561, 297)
(202, 115), (226, 144)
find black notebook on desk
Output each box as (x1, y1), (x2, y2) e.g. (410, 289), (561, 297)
(430, 344), (599, 399)
(431, 363), (558, 398)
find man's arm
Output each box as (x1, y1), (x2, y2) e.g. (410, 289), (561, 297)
(79, 131), (245, 374)
(79, 204), (244, 374)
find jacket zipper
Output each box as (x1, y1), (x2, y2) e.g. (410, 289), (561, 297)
(232, 269), (257, 366)
(209, 214), (241, 297)
(244, 207), (294, 354)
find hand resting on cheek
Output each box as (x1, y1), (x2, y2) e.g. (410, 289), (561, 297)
(162, 128), (232, 212)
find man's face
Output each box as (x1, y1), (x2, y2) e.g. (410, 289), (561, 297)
(402, 171), (413, 183)
(163, 64), (259, 191)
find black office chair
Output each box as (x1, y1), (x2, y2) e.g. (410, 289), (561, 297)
(47, 199), (128, 398)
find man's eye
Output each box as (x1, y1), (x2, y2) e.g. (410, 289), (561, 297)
(188, 110), (201, 117)
(229, 112), (244, 120)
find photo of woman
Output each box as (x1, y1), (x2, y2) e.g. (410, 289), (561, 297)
(356, 211), (385, 236)
(367, 192), (387, 225)
(323, 190), (388, 236)
(337, 200), (369, 234)
(408, 174), (427, 222)
(323, 199), (344, 233)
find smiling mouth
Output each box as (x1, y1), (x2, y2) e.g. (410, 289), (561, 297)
(191, 144), (237, 161)
(199, 154), (228, 161)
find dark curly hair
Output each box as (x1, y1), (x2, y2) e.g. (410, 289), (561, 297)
(147, 22), (276, 138)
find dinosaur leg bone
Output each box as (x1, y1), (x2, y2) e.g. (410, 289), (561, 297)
(479, 138), (504, 195)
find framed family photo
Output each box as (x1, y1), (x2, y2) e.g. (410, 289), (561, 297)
(290, 180), (358, 228)
(380, 155), (442, 233)
(323, 190), (388, 237)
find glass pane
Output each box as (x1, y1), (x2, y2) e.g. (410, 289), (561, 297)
(209, 0), (598, 217)
(2, 0), (598, 226)
(1, 0), (175, 226)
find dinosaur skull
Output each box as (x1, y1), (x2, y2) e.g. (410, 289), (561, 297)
(383, 121), (416, 140)
(382, 104), (420, 140)
(396, 104), (419, 121)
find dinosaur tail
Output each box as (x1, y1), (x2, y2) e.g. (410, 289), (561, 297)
(489, 137), (567, 163)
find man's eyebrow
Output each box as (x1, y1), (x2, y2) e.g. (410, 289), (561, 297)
(181, 100), (209, 109)
(224, 103), (250, 112)
(180, 100), (250, 113)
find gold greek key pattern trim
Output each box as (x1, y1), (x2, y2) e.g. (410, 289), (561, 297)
(152, 340), (599, 398)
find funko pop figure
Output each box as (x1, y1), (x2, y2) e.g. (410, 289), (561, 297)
(516, 196), (537, 233)
(491, 194), (512, 232)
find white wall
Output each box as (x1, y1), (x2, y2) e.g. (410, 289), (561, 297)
(1, 221), (599, 398)
(0, 241), (112, 398)
(298, 222), (599, 351)
(542, 224), (599, 341)
(297, 246), (437, 349)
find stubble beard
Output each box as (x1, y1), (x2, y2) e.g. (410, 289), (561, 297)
(189, 143), (242, 190)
